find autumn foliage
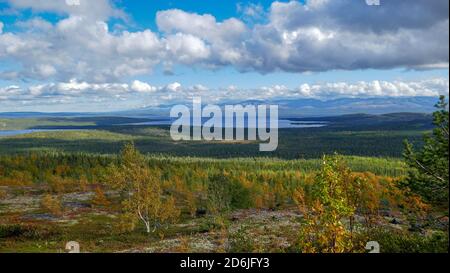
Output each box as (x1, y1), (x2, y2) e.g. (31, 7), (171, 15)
(106, 142), (180, 234)
(292, 155), (428, 253)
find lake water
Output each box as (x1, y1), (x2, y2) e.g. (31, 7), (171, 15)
(0, 119), (327, 137)
(0, 129), (76, 137)
(123, 119), (328, 129)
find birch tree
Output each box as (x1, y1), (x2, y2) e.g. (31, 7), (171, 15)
(108, 142), (180, 233)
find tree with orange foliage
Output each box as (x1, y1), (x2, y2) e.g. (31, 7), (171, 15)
(91, 186), (110, 207)
(40, 194), (62, 216)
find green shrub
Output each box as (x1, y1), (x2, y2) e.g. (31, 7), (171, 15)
(207, 173), (254, 213)
(229, 180), (253, 209)
(198, 215), (229, 233)
(361, 229), (448, 253)
(228, 225), (263, 253)
(207, 174), (232, 213)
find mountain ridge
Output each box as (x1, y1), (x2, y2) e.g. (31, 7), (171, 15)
(0, 96), (440, 118)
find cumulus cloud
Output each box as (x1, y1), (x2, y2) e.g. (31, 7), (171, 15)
(0, 0), (448, 82)
(131, 80), (157, 93)
(237, 0), (448, 73)
(295, 79), (449, 98)
(157, 9), (247, 66)
(165, 82), (182, 92)
(1, 78), (447, 108)
(269, 0), (449, 33)
(165, 33), (211, 64)
(0, 15), (163, 82)
(155, 1), (449, 73)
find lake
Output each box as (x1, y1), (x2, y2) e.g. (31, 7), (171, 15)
(123, 119), (328, 129)
(0, 119), (328, 137)
(0, 129), (78, 137)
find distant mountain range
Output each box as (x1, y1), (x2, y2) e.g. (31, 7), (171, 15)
(264, 96), (439, 117)
(0, 96), (440, 118)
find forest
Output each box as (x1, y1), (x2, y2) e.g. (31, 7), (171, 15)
(0, 113), (431, 158)
(0, 97), (448, 253)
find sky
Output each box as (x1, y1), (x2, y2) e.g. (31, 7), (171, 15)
(0, 0), (448, 112)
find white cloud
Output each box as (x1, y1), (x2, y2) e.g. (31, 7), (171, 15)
(0, 15), (163, 82)
(0, 0), (448, 83)
(1, 78), (447, 108)
(165, 33), (210, 64)
(0, 22), (3, 34)
(156, 9), (247, 41)
(131, 80), (157, 93)
(165, 82), (182, 92)
(155, 1), (448, 73)
(116, 30), (162, 56)
(157, 9), (247, 66)
(35, 64), (57, 78)
(295, 79), (449, 98)
(0, 85), (21, 100)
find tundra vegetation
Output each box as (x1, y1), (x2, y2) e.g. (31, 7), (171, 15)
(0, 97), (448, 253)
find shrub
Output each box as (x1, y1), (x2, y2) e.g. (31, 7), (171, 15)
(40, 194), (62, 216)
(359, 229), (449, 253)
(229, 179), (253, 210)
(0, 170), (33, 186)
(91, 186), (110, 207)
(0, 189), (7, 199)
(207, 174), (232, 214)
(207, 172), (254, 213)
(228, 225), (264, 253)
(198, 215), (229, 233)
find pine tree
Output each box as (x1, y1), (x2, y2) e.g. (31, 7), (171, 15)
(403, 95), (449, 205)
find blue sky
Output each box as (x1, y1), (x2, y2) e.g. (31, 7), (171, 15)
(0, 0), (448, 112)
